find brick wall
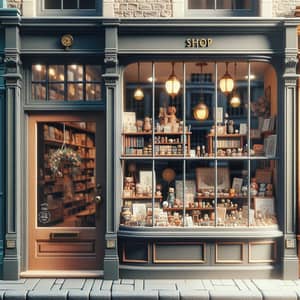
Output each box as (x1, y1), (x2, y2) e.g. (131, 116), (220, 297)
(7, 0), (22, 10)
(114, 0), (173, 18)
(273, 0), (297, 17)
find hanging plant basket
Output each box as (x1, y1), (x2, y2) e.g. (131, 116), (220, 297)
(49, 147), (81, 177)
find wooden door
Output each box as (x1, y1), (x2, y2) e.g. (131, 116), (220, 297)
(28, 113), (105, 271)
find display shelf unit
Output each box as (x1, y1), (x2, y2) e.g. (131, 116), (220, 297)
(206, 133), (246, 154)
(38, 122), (96, 225)
(122, 131), (191, 157)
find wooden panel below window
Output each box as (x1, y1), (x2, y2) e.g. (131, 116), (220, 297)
(215, 242), (244, 263)
(37, 240), (95, 256)
(249, 241), (276, 263)
(122, 241), (149, 263)
(153, 242), (205, 263)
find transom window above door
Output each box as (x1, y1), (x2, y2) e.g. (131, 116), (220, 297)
(31, 64), (102, 102)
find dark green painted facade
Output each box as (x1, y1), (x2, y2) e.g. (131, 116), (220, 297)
(0, 8), (298, 280)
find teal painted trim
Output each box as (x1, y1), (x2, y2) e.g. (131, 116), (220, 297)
(0, 1), (6, 9)
(0, 8), (19, 17)
(0, 88), (4, 279)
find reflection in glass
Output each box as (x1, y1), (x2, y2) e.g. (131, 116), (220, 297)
(121, 61), (278, 228)
(86, 65), (102, 81)
(67, 65), (83, 82)
(49, 83), (64, 101)
(37, 121), (96, 227)
(67, 83), (83, 101)
(48, 65), (64, 82)
(188, 0), (214, 9)
(32, 83), (46, 101)
(63, 0), (77, 9)
(86, 83), (101, 101)
(45, 0), (61, 9)
(80, 0), (95, 9)
(32, 65), (46, 81)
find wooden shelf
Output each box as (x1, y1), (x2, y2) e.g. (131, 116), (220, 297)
(207, 133), (246, 138)
(122, 196), (163, 200)
(44, 138), (94, 149)
(196, 195), (249, 199)
(122, 131), (192, 136)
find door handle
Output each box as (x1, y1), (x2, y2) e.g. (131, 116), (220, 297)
(95, 184), (103, 204)
(95, 195), (102, 204)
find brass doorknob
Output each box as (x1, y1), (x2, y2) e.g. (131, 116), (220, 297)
(95, 195), (102, 204)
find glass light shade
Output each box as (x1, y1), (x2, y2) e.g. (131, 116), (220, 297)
(220, 73), (234, 94)
(230, 92), (241, 108)
(134, 87), (144, 101)
(193, 102), (209, 121)
(165, 75), (181, 98)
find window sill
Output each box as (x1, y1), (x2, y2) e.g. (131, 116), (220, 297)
(118, 225), (282, 239)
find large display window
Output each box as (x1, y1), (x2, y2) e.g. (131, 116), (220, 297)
(120, 61), (278, 229)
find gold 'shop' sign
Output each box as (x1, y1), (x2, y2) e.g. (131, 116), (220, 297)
(185, 38), (213, 48)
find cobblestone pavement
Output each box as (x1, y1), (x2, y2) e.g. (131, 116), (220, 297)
(1, 279), (300, 299)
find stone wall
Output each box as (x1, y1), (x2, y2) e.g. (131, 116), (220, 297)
(114, 0), (172, 18)
(272, 0), (297, 17)
(6, 0), (300, 18)
(7, 0), (22, 10)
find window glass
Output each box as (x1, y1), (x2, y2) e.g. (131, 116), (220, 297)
(188, 0), (252, 9)
(44, 0), (61, 9)
(31, 64), (102, 102)
(121, 61), (278, 229)
(80, 0), (95, 9)
(63, 0), (77, 9)
(43, 0), (96, 10)
(37, 121), (96, 227)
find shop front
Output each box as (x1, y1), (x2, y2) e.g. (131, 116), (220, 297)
(1, 16), (299, 280)
(104, 18), (300, 280)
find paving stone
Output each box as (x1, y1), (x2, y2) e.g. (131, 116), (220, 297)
(33, 279), (56, 291)
(252, 279), (283, 290)
(244, 280), (261, 292)
(0, 280), (26, 284)
(55, 279), (65, 285)
(112, 284), (134, 291)
(27, 290), (68, 299)
(28, 290), (69, 299)
(68, 290), (90, 299)
(91, 280), (103, 291)
(145, 280), (177, 290)
(121, 279), (134, 285)
(112, 290), (158, 299)
(261, 289), (297, 300)
(102, 280), (113, 290)
(82, 279), (94, 290)
(210, 290), (263, 300)
(202, 280), (214, 290)
(180, 289), (209, 300)
(62, 279), (85, 290)
(3, 290), (27, 300)
(24, 279), (40, 290)
(89, 289), (111, 300)
(234, 279), (250, 291)
(159, 289), (179, 300)
(134, 279), (144, 290)
(175, 279), (204, 290)
(213, 285), (240, 292)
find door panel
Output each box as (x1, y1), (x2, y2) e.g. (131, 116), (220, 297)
(28, 113), (105, 271)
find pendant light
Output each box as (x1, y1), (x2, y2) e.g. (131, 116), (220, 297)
(165, 62), (181, 98)
(219, 62), (234, 94)
(193, 62), (209, 121)
(230, 62), (241, 108)
(134, 62), (144, 101)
